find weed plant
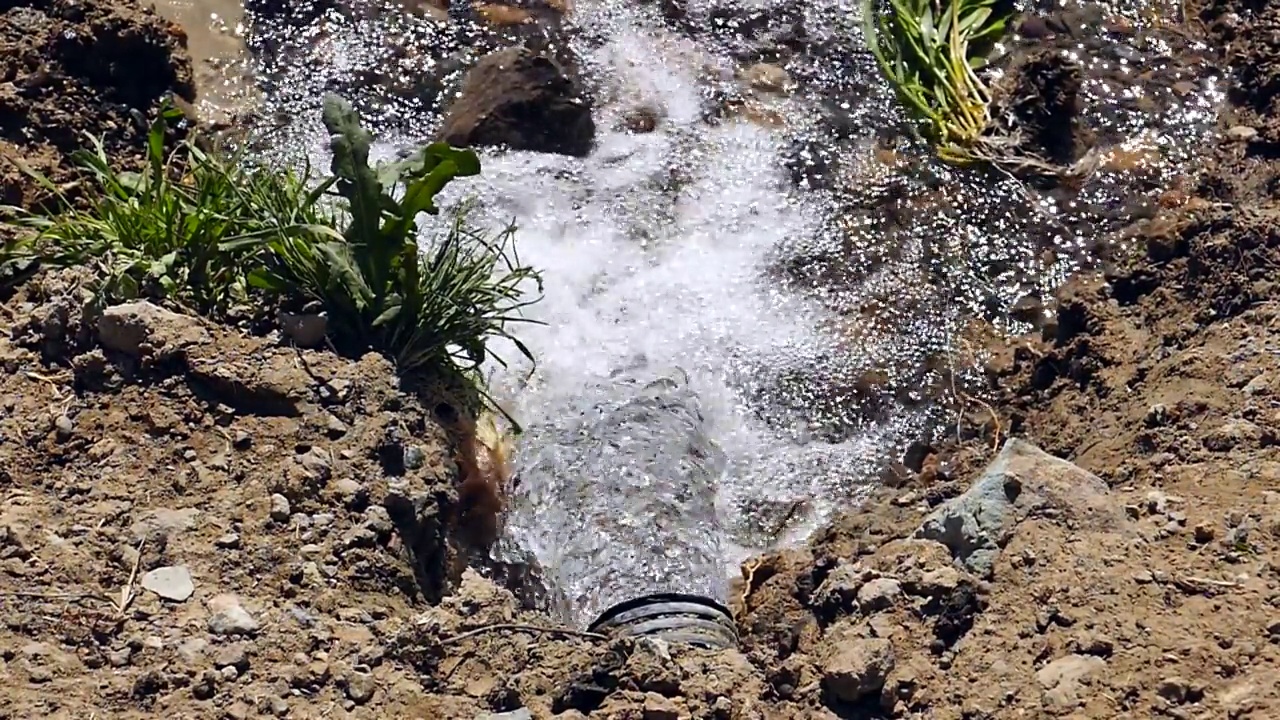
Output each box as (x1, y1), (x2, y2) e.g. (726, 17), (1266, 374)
(3, 105), (326, 314)
(1, 94), (542, 421)
(861, 0), (1063, 172)
(237, 94), (543, 415)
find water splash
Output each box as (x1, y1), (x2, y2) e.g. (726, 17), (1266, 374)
(239, 0), (1225, 625)
(505, 367), (730, 629)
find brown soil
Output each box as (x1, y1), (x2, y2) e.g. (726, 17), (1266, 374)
(0, 0), (195, 210)
(2, 0), (1280, 717)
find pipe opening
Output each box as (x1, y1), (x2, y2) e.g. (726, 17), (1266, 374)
(587, 592), (739, 650)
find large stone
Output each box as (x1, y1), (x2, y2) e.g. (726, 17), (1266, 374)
(98, 301), (210, 358)
(1036, 654), (1106, 711)
(820, 634), (895, 703)
(914, 439), (1125, 577)
(439, 47), (595, 157)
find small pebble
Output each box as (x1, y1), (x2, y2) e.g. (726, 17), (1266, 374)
(207, 594), (259, 636)
(1193, 523), (1215, 543)
(108, 648), (132, 667)
(215, 533), (241, 549)
(54, 414), (75, 441)
(344, 671), (376, 705)
(269, 494), (291, 522)
(1226, 125), (1258, 142)
(214, 645), (248, 671)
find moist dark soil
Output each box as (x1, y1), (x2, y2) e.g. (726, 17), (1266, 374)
(0, 0), (195, 210)
(2, 0), (1280, 717)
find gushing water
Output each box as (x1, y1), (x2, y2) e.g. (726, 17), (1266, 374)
(507, 368), (730, 629)
(240, 0), (1224, 626)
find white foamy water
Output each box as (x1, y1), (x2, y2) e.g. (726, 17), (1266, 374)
(441, 12), (919, 623)
(245, 0), (1224, 626)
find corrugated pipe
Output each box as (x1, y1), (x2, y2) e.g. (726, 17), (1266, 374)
(587, 592), (739, 650)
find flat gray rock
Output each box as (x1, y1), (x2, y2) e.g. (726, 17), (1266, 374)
(915, 439), (1126, 578)
(141, 565), (194, 602)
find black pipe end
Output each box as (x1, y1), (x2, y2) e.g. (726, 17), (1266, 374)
(587, 593), (739, 650)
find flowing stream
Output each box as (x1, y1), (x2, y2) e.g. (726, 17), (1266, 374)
(232, 0), (1223, 626)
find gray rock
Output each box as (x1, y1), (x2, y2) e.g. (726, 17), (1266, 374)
(267, 696), (289, 716)
(915, 439), (1125, 577)
(1204, 419), (1263, 451)
(324, 415), (349, 438)
(856, 578), (903, 613)
(215, 533), (241, 549)
(812, 562), (878, 609)
(98, 301), (210, 358)
(176, 637), (208, 665)
(141, 565), (195, 602)
(299, 447), (333, 481)
(192, 669), (219, 699)
(1036, 654), (1105, 711)
(54, 414), (75, 442)
(911, 566), (962, 598)
(1227, 125), (1258, 142)
(278, 312), (328, 348)
(108, 647), (132, 667)
(333, 478), (367, 509)
(269, 493), (291, 522)
(403, 445), (426, 470)
(214, 644), (249, 672)
(821, 636), (895, 703)
(207, 594), (259, 636)
(130, 508), (200, 542)
(344, 671), (376, 705)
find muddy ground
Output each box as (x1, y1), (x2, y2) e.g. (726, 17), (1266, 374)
(1, 0), (1279, 716)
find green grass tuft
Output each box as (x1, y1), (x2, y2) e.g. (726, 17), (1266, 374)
(1, 95), (543, 423)
(861, 0), (1012, 166)
(2, 104), (327, 314)
(237, 94), (544, 419)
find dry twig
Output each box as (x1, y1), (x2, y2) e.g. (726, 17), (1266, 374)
(0, 590), (113, 603)
(1174, 576), (1240, 594)
(115, 538), (145, 616)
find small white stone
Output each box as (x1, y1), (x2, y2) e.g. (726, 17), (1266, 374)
(207, 594), (259, 636)
(141, 565), (195, 602)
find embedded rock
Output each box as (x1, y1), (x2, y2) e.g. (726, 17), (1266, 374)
(440, 47), (595, 157)
(915, 439), (1125, 577)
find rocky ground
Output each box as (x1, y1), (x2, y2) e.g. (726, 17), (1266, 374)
(2, 0), (1280, 717)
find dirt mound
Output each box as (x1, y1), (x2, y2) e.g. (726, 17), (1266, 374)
(721, 0), (1280, 715)
(0, 0), (195, 209)
(0, 271), (480, 715)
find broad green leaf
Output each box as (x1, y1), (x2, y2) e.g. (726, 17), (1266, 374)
(421, 143), (481, 177)
(247, 268), (289, 291)
(320, 94), (384, 255)
(373, 300), (402, 327)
